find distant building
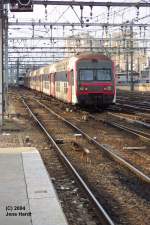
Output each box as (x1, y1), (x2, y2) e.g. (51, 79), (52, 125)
(108, 31), (148, 74)
(64, 31), (149, 79)
(64, 32), (102, 57)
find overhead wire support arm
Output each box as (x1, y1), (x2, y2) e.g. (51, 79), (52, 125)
(4, 1), (150, 7)
(70, 5), (83, 27)
(16, 1), (150, 7)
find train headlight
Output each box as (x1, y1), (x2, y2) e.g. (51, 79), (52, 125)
(103, 86), (112, 91)
(80, 86), (84, 91)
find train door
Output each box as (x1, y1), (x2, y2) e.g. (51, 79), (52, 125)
(51, 73), (55, 97)
(67, 69), (74, 103)
(70, 69), (75, 104)
(67, 70), (71, 103)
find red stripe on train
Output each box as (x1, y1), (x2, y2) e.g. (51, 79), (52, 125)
(77, 91), (114, 95)
(80, 82), (112, 86)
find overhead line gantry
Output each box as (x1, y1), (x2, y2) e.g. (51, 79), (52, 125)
(8, 21), (150, 27)
(8, 37), (150, 41)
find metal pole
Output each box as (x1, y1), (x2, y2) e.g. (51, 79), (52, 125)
(0, 2), (3, 128)
(17, 59), (19, 85)
(3, 4), (8, 114)
(126, 40), (129, 82)
(126, 52), (129, 82)
(130, 25), (134, 91)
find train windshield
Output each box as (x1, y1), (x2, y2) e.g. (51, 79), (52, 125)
(80, 70), (94, 81)
(79, 69), (112, 81)
(96, 69), (111, 81)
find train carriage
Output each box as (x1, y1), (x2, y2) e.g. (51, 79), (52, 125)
(25, 53), (116, 107)
(76, 54), (116, 106)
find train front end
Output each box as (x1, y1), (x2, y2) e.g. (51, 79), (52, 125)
(76, 54), (115, 107)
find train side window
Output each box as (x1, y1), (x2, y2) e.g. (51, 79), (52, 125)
(56, 81), (60, 92)
(64, 82), (67, 94)
(70, 70), (74, 85)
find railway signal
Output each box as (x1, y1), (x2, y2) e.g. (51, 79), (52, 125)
(10, 0), (33, 12)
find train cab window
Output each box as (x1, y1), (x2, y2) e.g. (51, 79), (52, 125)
(80, 70), (94, 81)
(96, 69), (111, 81)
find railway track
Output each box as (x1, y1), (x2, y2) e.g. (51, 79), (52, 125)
(9, 87), (149, 225)
(32, 96), (150, 176)
(116, 90), (150, 113)
(106, 111), (150, 128)
(20, 94), (150, 224)
(116, 101), (150, 113)
(12, 88), (149, 176)
(24, 96), (150, 183)
(89, 114), (150, 143)
(116, 90), (150, 100)
(117, 98), (150, 107)
(20, 95), (150, 224)
(21, 97), (115, 225)
(8, 90), (108, 225)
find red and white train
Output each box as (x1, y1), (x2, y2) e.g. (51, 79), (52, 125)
(24, 53), (116, 107)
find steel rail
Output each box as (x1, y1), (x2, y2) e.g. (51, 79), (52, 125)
(21, 97), (115, 225)
(134, 120), (150, 129)
(34, 98), (150, 183)
(90, 115), (150, 142)
(117, 99), (150, 110)
(109, 122), (150, 140)
(116, 102), (150, 113)
(107, 112), (150, 129)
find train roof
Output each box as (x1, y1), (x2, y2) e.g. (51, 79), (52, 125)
(74, 52), (111, 60)
(28, 52), (112, 76)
